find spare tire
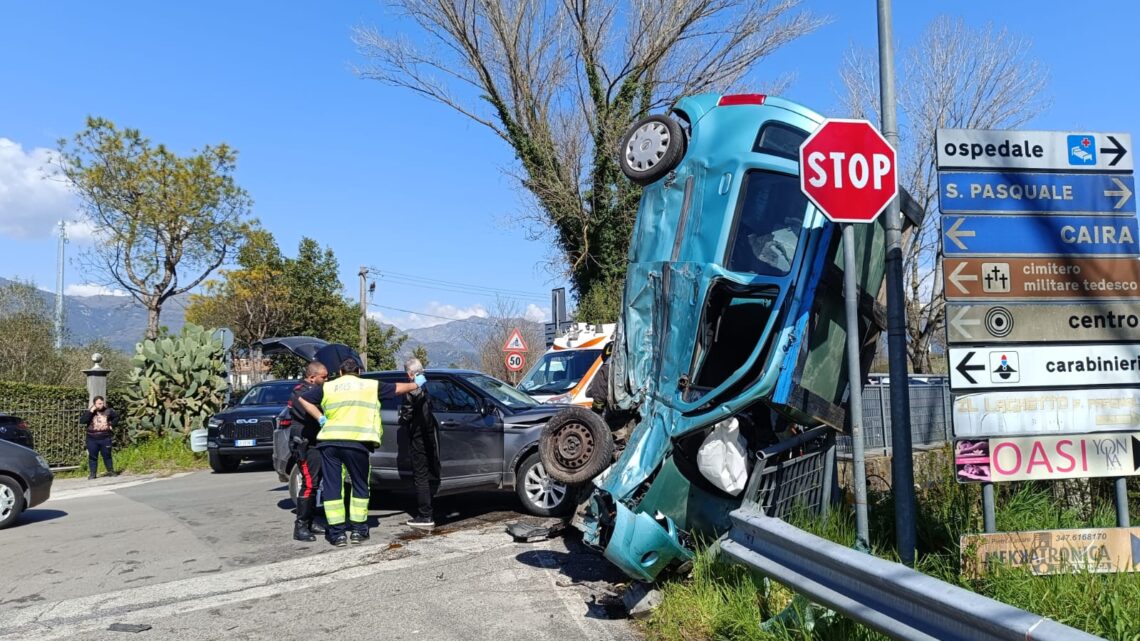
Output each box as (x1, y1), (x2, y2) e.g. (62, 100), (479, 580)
(539, 406), (614, 484)
(618, 114), (686, 185)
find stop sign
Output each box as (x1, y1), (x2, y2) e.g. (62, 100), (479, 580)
(799, 119), (898, 224)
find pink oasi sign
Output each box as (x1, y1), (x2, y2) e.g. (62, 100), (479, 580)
(955, 434), (1140, 483)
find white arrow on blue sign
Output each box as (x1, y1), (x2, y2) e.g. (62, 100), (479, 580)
(939, 172), (1134, 215)
(942, 215), (1140, 256)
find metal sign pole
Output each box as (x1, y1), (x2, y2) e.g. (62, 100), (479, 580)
(843, 223), (870, 549)
(982, 483), (996, 533)
(1114, 478), (1130, 527)
(876, 0), (916, 566)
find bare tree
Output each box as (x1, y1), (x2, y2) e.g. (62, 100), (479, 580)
(354, 0), (824, 318)
(58, 118), (253, 341)
(840, 17), (1050, 372)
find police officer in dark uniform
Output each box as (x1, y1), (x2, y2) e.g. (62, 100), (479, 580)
(288, 360), (329, 542)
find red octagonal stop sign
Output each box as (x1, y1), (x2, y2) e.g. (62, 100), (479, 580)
(799, 119), (898, 224)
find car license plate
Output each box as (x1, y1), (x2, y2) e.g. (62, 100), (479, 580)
(235, 439), (256, 447)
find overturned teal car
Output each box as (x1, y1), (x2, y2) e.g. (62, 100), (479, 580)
(539, 93), (918, 581)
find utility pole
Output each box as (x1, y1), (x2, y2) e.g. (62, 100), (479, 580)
(877, 0), (916, 566)
(54, 220), (67, 350)
(359, 266), (369, 371)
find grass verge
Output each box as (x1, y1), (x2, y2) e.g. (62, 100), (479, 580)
(646, 450), (1140, 641)
(55, 437), (208, 479)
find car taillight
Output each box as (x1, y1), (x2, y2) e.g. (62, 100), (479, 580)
(276, 418), (291, 429)
(717, 93), (766, 106)
(16, 421), (28, 430)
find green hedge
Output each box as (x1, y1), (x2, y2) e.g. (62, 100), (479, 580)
(0, 380), (133, 466)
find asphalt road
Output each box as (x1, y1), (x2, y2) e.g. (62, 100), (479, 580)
(0, 463), (635, 640)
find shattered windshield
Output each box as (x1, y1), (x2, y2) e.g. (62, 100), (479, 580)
(725, 170), (809, 276)
(463, 373), (540, 409)
(518, 349), (603, 395)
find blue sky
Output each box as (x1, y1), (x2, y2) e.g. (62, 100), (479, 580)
(0, 1), (1136, 330)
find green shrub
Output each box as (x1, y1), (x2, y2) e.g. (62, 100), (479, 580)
(125, 323), (226, 441)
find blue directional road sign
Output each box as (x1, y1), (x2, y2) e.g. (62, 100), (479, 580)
(942, 214), (1140, 256)
(939, 171), (1135, 214)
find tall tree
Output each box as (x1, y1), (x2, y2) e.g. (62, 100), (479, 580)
(57, 117), (253, 340)
(354, 0), (822, 318)
(186, 229), (291, 350)
(840, 17), (1049, 372)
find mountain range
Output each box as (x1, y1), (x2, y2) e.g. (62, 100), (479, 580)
(1, 277), (537, 367)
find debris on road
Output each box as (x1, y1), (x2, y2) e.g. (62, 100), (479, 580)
(622, 582), (662, 620)
(506, 517), (567, 542)
(108, 622), (152, 633)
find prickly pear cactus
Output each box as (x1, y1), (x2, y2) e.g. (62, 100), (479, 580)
(126, 323), (227, 441)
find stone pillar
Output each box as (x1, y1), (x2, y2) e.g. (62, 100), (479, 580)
(83, 353), (110, 403)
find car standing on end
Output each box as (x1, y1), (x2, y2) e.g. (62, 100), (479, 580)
(0, 439), (53, 529)
(205, 380), (298, 473)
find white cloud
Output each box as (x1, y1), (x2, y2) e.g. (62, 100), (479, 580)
(65, 283), (128, 297)
(0, 138), (80, 240)
(369, 301), (490, 330)
(524, 304), (548, 322)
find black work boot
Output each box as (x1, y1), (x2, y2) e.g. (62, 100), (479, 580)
(309, 520), (326, 535)
(293, 520), (316, 542)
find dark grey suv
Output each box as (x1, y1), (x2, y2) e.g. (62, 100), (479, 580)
(273, 369), (572, 516)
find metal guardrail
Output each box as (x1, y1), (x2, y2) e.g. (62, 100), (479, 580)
(720, 510), (1104, 641)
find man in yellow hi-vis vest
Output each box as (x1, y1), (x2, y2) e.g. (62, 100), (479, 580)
(298, 356), (424, 546)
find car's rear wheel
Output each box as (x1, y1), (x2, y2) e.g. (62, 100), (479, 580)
(515, 452), (571, 517)
(0, 474), (26, 530)
(209, 450), (241, 474)
(539, 406), (614, 484)
(619, 114), (686, 185)
(288, 464), (301, 504)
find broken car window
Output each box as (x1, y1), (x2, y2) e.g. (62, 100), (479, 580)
(725, 170), (809, 276)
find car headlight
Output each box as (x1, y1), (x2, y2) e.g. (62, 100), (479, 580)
(35, 454), (49, 470)
(207, 418), (223, 428)
(545, 394), (572, 404)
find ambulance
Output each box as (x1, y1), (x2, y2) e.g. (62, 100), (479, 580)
(516, 322), (615, 406)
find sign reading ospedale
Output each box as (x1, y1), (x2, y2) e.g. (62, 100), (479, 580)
(937, 129), (1133, 172)
(952, 388), (1140, 437)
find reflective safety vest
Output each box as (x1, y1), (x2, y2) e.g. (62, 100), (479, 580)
(317, 375), (383, 445)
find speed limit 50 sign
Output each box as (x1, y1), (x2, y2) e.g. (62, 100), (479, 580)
(505, 351), (526, 372)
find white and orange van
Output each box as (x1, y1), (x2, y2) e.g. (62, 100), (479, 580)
(517, 323), (615, 406)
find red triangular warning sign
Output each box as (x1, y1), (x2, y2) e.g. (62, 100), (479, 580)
(502, 328), (528, 352)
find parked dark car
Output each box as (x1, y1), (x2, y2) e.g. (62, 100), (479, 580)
(0, 413), (33, 449)
(0, 439), (53, 529)
(206, 380), (298, 473)
(272, 369), (572, 517)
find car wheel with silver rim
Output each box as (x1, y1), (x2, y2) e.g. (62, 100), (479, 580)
(0, 475), (26, 530)
(619, 114), (686, 185)
(515, 452), (571, 517)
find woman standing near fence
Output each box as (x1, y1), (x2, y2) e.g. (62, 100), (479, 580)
(79, 396), (118, 479)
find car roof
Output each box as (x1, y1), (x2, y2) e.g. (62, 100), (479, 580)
(363, 368), (482, 377)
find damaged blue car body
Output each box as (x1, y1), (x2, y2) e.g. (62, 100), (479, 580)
(568, 93), (899, 581)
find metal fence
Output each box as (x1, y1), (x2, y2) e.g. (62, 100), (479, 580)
(839, 378), (953, 457)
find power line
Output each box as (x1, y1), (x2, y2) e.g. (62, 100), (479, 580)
(372, 274), (547, 304)
(368, 302), (500, 328)
(366, 267), (550, 300)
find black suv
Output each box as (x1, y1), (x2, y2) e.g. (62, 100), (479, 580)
(205, 380), (297, 473)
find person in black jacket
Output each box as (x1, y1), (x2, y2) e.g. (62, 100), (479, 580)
(287, 360), (329, 542)
(400, 357), (441, 529)
(80, 396), (119, 479)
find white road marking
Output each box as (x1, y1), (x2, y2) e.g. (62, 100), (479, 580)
(47, 473), (194, 503)
(1, 528), (515, 641)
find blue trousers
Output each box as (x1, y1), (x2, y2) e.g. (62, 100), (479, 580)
(319, 444), (370, 539)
